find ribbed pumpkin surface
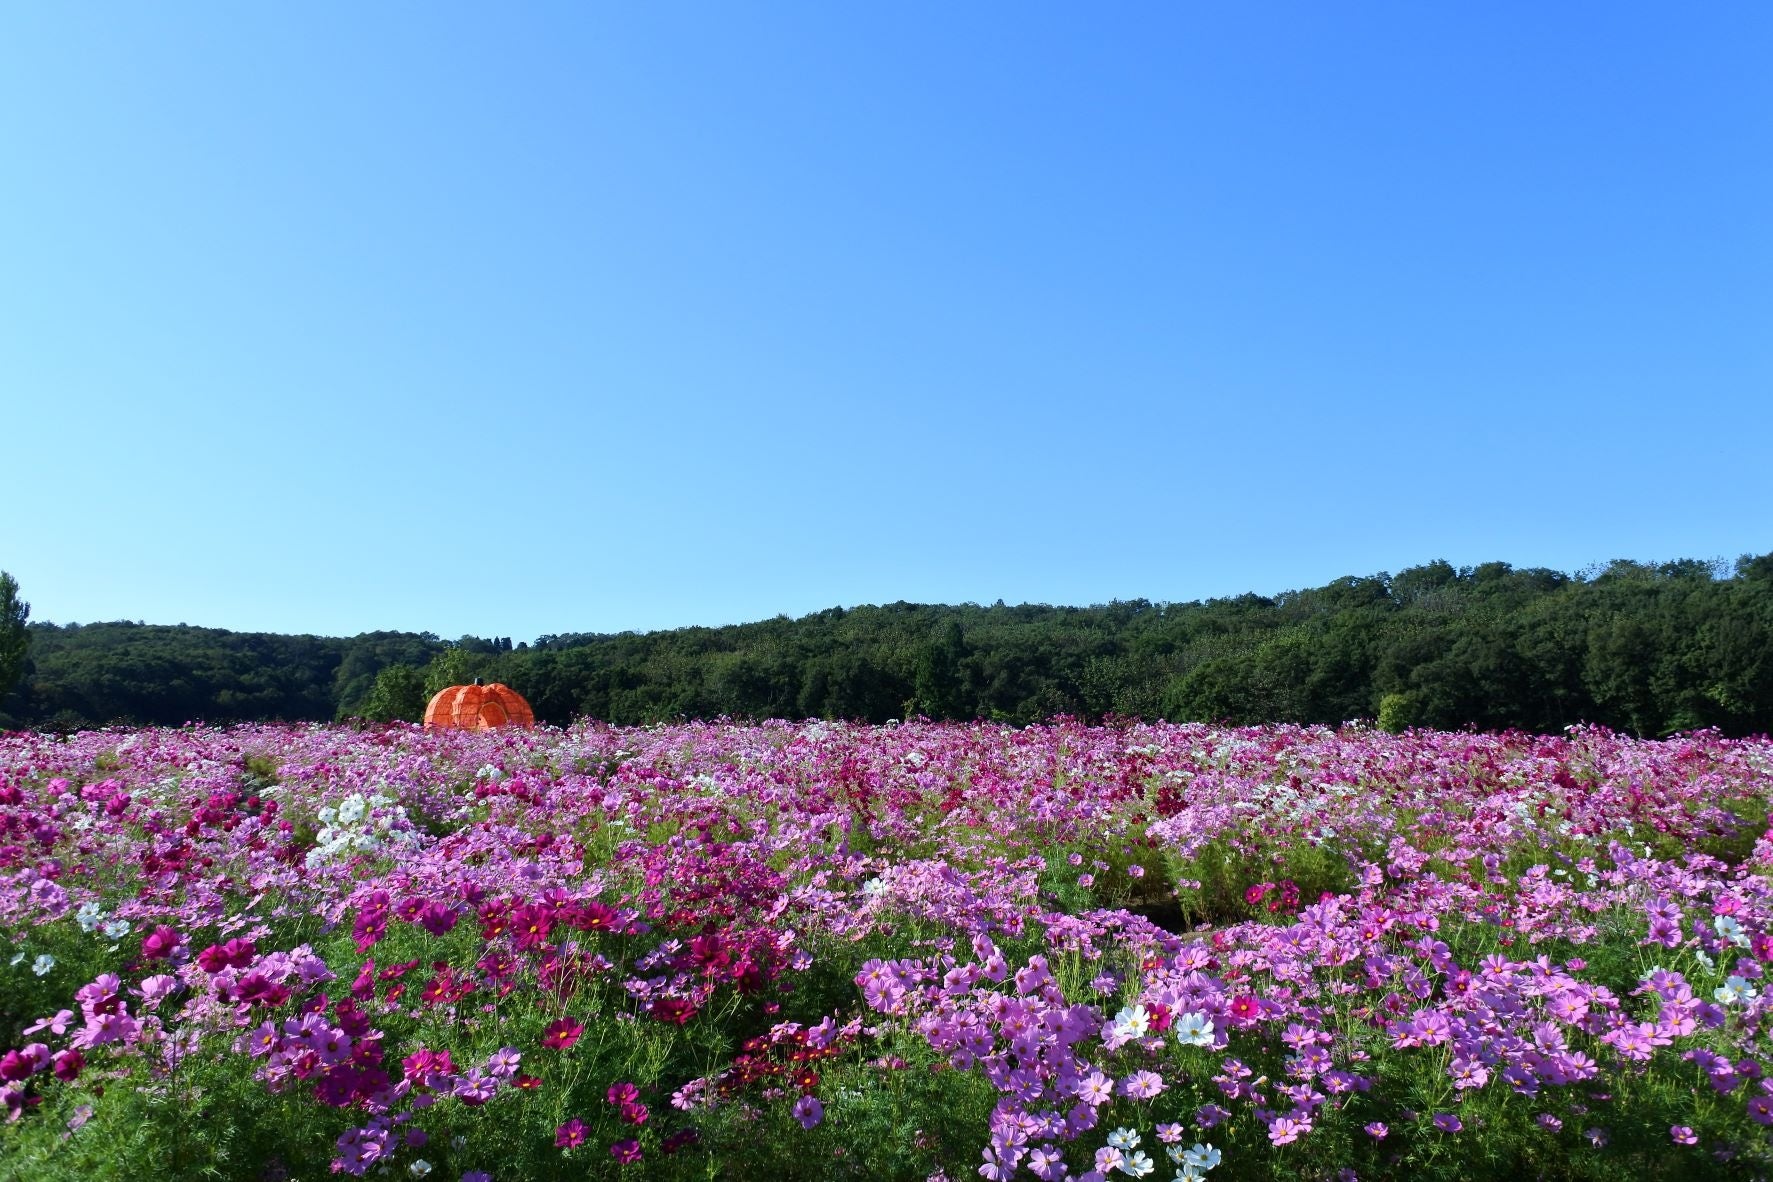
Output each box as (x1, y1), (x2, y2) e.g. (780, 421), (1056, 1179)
(423, 682), (536, 730)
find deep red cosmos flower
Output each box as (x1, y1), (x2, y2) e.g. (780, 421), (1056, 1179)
(650, 997), (697, 1025)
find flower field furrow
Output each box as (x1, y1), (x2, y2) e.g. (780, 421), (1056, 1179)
(2, 720), (1772, 1180)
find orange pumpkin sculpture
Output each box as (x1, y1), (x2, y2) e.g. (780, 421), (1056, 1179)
(423, 678), (536, 730)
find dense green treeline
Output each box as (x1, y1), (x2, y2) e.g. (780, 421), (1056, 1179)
(3, 554), (1772, 736)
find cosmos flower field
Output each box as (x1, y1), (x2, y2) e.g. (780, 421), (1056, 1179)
(4, 720), (1773, 1181)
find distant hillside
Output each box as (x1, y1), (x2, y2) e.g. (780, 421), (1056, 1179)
(4, 554), (1772, 737)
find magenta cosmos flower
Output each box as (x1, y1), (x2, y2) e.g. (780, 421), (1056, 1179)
(540, 1018), (584, 1050)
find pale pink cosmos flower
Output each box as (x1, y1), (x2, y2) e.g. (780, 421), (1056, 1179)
(136, 974), (178, 1008)
(1119, 1070), (1165, 1100)
(1075, 1072), (1114, 1106)
(22, 1010), (75, 1037)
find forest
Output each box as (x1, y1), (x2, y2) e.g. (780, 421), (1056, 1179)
(2, 554), (1771, 737)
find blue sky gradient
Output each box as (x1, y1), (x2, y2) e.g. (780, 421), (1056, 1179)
(4, 3), (1769, 639)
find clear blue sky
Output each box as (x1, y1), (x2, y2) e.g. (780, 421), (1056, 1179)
(4, 3), (1769, 641)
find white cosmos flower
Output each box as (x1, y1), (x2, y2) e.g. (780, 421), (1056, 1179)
(1106, 1004), (1151, 1046)
(1183, 1143), (1222, 1171)
(1715, 915), (1751, 948)
(1174, 1012), (1216, 1047)
(1714, 976), (1758, 1006)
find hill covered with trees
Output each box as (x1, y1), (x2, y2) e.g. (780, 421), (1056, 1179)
(3, 554), (1771, 737)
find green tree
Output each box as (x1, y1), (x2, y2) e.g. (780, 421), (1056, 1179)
(359, 664), (427, 723)
(910, 619), (969, 719)
(422, 647), (487, 698)
(0, 571), (29, 705)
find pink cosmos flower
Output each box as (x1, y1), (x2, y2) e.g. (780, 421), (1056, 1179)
(555, 1118), (588, 1148)
(650, 997), (697, 1025)
(22, 1011), (75, 1038)
(792, 1094), (824, 1129)
(1196, 1104), (1231, 1128)
(71, 1011), (137, 1049)
(245, 1022), (280, 1057)
(136, 974), (178, 1008)
(979, 1148), (1013, 1181)
(1027, 1146), (1066, 1179)
(454, 1071), (498, 1107)
(1075, 1072), (1114, 1106)
(1119, 1070), (1165, 1100)
(541, 1018), (584, 1050)
(351, 914), (387, 953)
(196, 938), (256, 974)
(610, 1138), (643, 1163)
(1671, 1125), (1699, 1145)
(414, 900), (459, 936)
(141, 925), (182, 961)
(1268, 1115), (1305, 1145)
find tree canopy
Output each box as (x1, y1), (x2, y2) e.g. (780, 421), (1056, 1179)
(5, 554), (1773, 737)
(0, 571), (28, 721)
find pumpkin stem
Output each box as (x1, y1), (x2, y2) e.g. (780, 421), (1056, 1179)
(473, 677), (484, 686)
